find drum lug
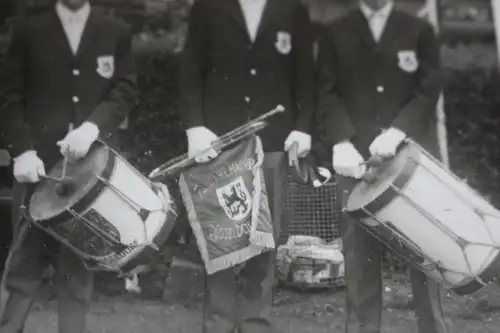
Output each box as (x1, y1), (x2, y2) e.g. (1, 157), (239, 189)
(139, 208), (150, 222)
(455, 236), (469, 249)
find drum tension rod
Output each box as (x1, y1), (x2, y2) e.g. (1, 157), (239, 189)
(96, 175), (152, 225)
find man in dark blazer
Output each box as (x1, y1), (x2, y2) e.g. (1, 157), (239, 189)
(180, 0), (315, 331)
(316, 0), (448, 332)
(0, 0), (137, 332)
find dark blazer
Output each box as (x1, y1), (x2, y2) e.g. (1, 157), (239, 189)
(0, 8), (138, 167)
(316, 8), (442, 158)
(0, 0), (13, 29)
(179, 0), (315, 152)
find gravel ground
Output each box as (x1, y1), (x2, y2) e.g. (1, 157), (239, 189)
(20, 266), (500, 333)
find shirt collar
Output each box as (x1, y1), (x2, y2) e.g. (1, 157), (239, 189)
(359, 1), (394, 20)
(56, 1), (91, 24)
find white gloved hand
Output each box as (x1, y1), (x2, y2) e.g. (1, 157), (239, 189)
(369, 127), (406, 158)
(186, 126), (219, 163)
(57, 122), (100, 160)
(13, 150), (46, 183)
(284, 130), (311, 158)
(332, 141), (366, 179)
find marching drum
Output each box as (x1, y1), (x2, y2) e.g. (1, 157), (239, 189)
(344, 139), (500, 295)
(27, 141), (177, 276)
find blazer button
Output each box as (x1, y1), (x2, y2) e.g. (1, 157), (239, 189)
(72, 69), (80, 76)
(72, 96), (79, 103)
(250, 69), (257, 76)
(244, 96), (251, 103)
(376, 86), (384, 93)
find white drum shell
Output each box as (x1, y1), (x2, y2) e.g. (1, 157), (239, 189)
(351, 144), (500, 289)
(85, 152), (170, 270)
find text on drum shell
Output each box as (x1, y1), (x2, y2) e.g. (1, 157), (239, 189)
(97, 240), (140, 265)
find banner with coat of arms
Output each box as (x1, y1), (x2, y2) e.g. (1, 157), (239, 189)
(179, 136), (275, 275)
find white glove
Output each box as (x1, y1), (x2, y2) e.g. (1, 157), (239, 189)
(369, 127), (406, 158)
(332, 141), (366, 179)
(13, 150), (46, 183)
(57, 122), (100, 160)
(284, 130), (311, 158)
(186, 126), (219, 163)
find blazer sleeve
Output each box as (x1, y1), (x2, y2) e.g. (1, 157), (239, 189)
(392, 22), (442, 140)
(0, 24), (35, 158)
(315, 28), (355, 147)
(86, 24), (138, 138)
(179, 0), (207, 130)
(291, 2), (315, 134)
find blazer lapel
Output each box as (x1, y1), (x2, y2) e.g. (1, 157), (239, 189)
(350, 9), (377, 50)
(48, 11), (74, 59)
(221, 0), (251, 41)
(255, 0), (279, 41)
(76, 10), (100, 58)
(378, 10), (403, 49)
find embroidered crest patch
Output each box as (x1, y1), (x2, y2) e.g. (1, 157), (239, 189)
(96, 55), (115, 79)
(397, 50), (419, 73)
(275, 31), (292, 55)
(216, 176), (252, 221)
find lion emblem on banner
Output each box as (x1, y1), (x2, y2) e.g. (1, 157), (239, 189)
(216, 177), (252, 221)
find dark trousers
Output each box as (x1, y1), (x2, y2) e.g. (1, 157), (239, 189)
(0, 181), (94, 333)
(336, 175), (448, 333)
(203, 152), (287, 333)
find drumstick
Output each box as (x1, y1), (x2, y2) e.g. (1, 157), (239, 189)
(288, 143), (325, 187)
(360, 155), (385, 167)
(288, 142), (302, 172)
(60, 123), (74, 180)
(360, 155), (386, 184)
(39, 174), (67, 183)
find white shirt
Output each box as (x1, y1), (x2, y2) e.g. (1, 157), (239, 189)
(238, 0), (267, 42)
(56, 1), (91, 54)
(359, 1), (394, 42)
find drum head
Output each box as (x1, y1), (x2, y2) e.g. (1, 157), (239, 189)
(29, 142), (113, 222)
(345, 143), (420, 213)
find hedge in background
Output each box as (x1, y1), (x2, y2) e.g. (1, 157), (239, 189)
(445, 67), (500, 205)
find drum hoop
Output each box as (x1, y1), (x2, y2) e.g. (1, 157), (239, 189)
(119, 198), (178, 274)
(30, 146), (117, 225)
(347, 146), (420, 218)
(451, 251), (500, 295)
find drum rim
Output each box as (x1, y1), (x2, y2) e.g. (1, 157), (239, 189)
(29, 148), (117, 225)
(451, 250), (500, 295)
(119, 198), (177, 274)
(346, 144), (420, 218)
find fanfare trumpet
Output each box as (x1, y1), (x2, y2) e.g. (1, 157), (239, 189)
(148, 105), (285, 180)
